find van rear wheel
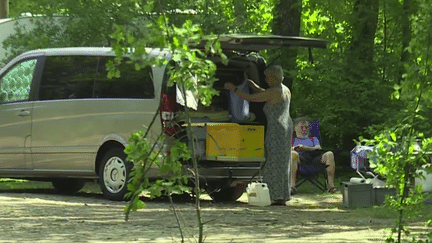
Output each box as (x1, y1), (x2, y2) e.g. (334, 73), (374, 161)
(99, 148), (131, 201)
(207, 183), (247, 202)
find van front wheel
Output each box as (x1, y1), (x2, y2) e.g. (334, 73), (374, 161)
(99, 148), (131, 201)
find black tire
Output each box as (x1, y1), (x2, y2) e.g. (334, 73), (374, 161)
(208, 183), (247, 202)
(98, 147), (131, 201)
(52, 178), (86, 194)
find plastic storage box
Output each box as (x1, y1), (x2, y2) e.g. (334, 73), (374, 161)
(374, 187), (397, 205)
(206, 123), (265, 161)
(343, 182), (374, 208)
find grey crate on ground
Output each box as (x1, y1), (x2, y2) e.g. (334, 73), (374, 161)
(342, 182), (374, 208)
(374, 187), (397, 205)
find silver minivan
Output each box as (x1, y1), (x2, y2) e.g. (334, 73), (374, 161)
(0, 35), (327, 201)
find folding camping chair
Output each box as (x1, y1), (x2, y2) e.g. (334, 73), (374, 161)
(350, 146), (385, 187)
(294, 119), (329, 192)
(350, 145), (373, 178)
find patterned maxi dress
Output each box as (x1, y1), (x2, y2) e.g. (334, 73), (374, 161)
(262, 85), (293, 201)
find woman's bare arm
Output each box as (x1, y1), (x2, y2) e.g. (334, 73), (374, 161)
(224, 82), (274, 102)
(236, 88), (275, 102)
(247, 79), (265, 92)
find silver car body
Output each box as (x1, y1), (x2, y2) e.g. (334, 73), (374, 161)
(0, 47), (165, 178)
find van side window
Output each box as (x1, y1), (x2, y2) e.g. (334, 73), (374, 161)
(0, 59), (37, 102)
(38, 55), (155, 100)
(95, 57), (155, 99)
(39, 56), (97, 100)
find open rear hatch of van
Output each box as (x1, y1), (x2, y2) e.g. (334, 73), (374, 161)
(191, 34), (328, 52)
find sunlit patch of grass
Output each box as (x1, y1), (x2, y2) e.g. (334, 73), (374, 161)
(0, 178), (102, 194)
(0, 178), (52, 190)
(347, 204), (432, 222)
(0, 178), (27, 182)
(335, 202), (398, 220)
(416, 204), (432, 221)
(80, 181), (102, 194)
(367, 206), (397, 219)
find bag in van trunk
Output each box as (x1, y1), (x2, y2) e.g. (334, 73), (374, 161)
(229, 77), (250, 122)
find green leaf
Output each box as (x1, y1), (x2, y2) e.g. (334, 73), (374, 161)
(392, 90), (400, 100)
(390, 133), (397, 142)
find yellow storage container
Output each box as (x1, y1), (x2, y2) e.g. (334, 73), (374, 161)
(206, 123), (265, 161)
(240, 125), (265, 158)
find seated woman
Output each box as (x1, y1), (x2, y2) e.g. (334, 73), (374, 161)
(290, 117), (337, 194)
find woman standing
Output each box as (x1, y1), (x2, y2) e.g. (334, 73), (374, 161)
(224, 65), (293, 205)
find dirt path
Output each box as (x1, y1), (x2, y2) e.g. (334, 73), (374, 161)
(0, 190), (428, 243)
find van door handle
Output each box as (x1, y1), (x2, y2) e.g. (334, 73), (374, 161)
(17, 110), (30, 117)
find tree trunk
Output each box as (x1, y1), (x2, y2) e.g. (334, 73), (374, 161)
(398, 0), (412, 85)
(0, 0), (8, 19)
(272, 0), (302, 90)
(341, 0), (379, 150)
(233, 0), (246, 32)
(346, 0), (379, 81)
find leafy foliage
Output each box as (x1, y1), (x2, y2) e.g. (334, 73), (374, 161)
(124, 131), (191, 216)
(4, 0), (274, 57)
(360, 122), (432, 242)
(109, 17), (226, 105)
(356, 1), (432, 241)
(108, 3), (227, 241)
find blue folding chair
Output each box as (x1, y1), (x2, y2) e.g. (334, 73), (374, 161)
(294, 119), (328, 192)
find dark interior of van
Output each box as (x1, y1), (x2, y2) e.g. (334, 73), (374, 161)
(165, 55), (269, 141)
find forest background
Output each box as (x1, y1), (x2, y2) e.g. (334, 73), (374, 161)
(3, 0), (432, 172)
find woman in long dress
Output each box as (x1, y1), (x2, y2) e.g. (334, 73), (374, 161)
(224, 65), (293, 205)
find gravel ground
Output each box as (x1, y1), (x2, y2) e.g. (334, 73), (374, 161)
(0, 188), (430, 243)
